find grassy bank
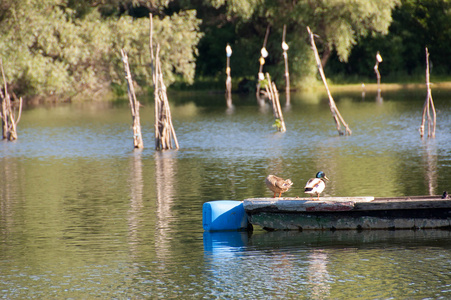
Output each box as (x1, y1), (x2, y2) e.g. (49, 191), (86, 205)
(170, 74), (451, 93)
(329, 81), (451, 93)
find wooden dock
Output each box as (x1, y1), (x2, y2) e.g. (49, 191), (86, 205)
(243, 196), (451, 230)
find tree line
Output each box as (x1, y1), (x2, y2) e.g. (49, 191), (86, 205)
(0, 0), (450, 99)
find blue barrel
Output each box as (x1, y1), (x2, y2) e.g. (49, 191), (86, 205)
(202, 200), (249, 231)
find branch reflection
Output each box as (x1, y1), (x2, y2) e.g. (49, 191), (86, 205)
(422, 139), (438, 195)
(0, 157), (21, 240)
(308, 249), (331, 299)
(127, 151), (144, 255)
(154, 151), (177, 261)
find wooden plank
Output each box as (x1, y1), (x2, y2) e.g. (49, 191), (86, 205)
(244, 196), (451, 213)
(243, 198), (361, 213)
(305, 202), (355, 212)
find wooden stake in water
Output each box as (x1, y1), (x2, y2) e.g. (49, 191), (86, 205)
(374, 51), (383, 101)
(225, 44), (232, 108)
(307, 27), (351, 136)
(420, 47), (436, 138)
(282, 25), (290, 106)
(0, 59), (22, 141)
(121, 49), (144, 149)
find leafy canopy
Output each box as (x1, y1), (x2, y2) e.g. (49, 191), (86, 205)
(0, 0), (202, 98)
(0, 0), (403, 97)
(193, 0), (399, 87)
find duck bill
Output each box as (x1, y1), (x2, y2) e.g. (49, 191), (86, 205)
(323, 176), (330, 181)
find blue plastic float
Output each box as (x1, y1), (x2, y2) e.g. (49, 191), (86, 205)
(202, 200), (249, 231)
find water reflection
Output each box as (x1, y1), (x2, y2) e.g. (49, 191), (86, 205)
(247, 229), (451, 250)
(154, 151), (178, 261)
(127, 150), (144, 255)
(1, 89), (451, 298)
(421, 139), (438, 195)
(258, 100), (270, 114)
(203, 229), (451, 299)
(361, 83), (366, 100)
(225, 105), (235, 115)
(203, 231), (249, 254)
(308, 249), (330, 300)
(0, 157), (21, 239)
(376, 91), (383, 103)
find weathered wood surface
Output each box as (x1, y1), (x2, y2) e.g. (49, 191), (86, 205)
(244, 196), (450, 213)
(244, 197), (374, 213)
(243, 196), (451, 230)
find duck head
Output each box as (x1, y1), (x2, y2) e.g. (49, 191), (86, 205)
(316, 171), (329, 181)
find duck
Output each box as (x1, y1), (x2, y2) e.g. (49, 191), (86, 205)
(304, 171), (329, 200)
(265, 175), (293, 198)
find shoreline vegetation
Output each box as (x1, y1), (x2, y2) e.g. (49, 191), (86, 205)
(330, 81), (451, 93)
(171, 79), (451, 95)
(3, 1), (451, 105)
(20, 80), (451, 105)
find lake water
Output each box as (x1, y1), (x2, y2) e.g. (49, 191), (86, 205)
(0, 89), (450, 299)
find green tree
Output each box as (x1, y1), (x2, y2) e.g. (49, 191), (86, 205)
(326, 0), (451, 81)
(0, 0), (404, 98)
(0, 0), (201, 98)
(192, 0), (400, 88)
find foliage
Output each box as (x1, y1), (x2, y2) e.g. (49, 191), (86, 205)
(258, 78), (269, 89)
(0, 0), (201, 98)
(326, 0), (451, 82)
(207, 0), (262, 20)
(3, 0), (450, 98)
(272, 118), (282, 129)
(193, 0), (400, 89)
(295, 0), (400, 64)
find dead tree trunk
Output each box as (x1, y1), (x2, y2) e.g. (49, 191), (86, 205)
(150, 14), (179, 150)
(420, 47), (436, 138)
(282, 25), (290, 106)
(0, 59), (22, 141)
(265, 73), (286, 132)
(307, 27), (351, 136)
(121, 49), (144, 149)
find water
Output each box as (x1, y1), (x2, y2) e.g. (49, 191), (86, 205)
(0, 89), (451, 299)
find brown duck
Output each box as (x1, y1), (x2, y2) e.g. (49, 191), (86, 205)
(265, 175), (293, 198)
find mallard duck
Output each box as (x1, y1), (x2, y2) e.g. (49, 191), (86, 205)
(265, 175), (293, 198)
(304, 171), (329, 200)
